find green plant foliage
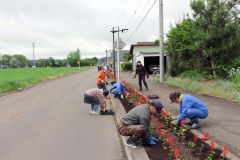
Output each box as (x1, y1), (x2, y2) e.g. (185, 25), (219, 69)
(121, 62), (132, 71)
(228, 67), (240, 83)
(166, 0), (240, 79)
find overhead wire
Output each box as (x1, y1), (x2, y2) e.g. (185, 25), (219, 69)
(125, 0), (145, 27)
(127, 0), (153, 30)
(125, 0), (158, 42)
(113, 0), (127, 24)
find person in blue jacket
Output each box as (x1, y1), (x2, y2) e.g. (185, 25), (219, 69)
(110, 82), (125, 98)
(169, 91), (208, 129)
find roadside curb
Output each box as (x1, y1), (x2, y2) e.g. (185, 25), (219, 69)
(190, 129), (239, 160)
(109, 94), (150, 160)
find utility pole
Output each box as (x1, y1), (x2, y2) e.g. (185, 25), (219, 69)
(117, 27), (120, 82)
(111, 27), (128, 81)
(159, 0), (164, 83)
(32, 42), (36, 67)
(110, 27), (117, 76)
(105, 50), (108, 66)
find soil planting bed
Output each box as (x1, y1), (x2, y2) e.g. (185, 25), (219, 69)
(119, 98), (228, 160)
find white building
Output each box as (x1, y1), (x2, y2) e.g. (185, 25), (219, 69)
(129, 42), (167, 73)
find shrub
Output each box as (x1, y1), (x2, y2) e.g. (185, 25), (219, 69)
(228, 67), (240, 83)
(179, 70), (207, 81)
(121, 62), (132, 71)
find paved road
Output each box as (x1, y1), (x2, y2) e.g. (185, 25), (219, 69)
(120, 71), (240, 158)
(0, 68), (124, 160)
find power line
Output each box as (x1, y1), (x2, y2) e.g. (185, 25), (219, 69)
(127, 0), (153, 30)
(125, 0), (158, 42)
(134, 0), (144, 14)
(113, 0), (127, 22)
(126, 0), (152, 28)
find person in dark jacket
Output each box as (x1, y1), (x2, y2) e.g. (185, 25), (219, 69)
(118, 99), (163, 148)
(133, 61), (148, 91)
(169, 91), (208, 129)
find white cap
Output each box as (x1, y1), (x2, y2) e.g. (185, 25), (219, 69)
(103, 66), (107, 70)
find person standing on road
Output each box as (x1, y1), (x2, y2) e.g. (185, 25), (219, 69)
(96, 66), (108, 90)
(169, 91), (208, 129)
(133, 61), (148, 91)
(118, 99), (163, 148)
(84, 88), (109, 115)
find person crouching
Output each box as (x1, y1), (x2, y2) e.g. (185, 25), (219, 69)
(118, 99), (163, 148)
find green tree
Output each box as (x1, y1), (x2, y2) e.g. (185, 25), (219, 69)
(67, 49), (80, 67)
(13, 54), (28, 67)
(166, 18), (197, 76)
(1, 54), (12, 68)
(48, 57), (55, 67)
(191, 0), (240, 78)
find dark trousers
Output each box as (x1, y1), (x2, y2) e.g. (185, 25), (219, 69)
(138, 75), (148, 90)
(118, 122), (146, 141)
(97, 83), (106, 90)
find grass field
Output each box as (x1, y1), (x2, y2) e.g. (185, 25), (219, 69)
(0, 67), (91, 94)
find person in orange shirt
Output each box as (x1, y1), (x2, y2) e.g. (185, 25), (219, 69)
(96, 66), (108, 90)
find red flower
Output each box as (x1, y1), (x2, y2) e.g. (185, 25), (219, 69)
(180, 120), (185, 127)
(160, 130), (167, 138)
(157, 122), (164, 132)
(174, 148), (180, 158)
(168, 136), (173, 148)
(222, 145), (229, 158)
(161, 110), (170, 117)
(210, 140), (215, 150)
(202, 132), (210, 141)
(194, 134), (198, 143)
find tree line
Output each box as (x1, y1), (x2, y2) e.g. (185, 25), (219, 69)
(0, 49), (98, 68)
(165, 0), (240, 79)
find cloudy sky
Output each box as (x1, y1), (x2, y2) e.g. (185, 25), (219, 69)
(0, 0), (192, 59)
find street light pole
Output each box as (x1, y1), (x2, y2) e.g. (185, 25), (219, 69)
(110, 27), (117, 76)
(32, 42), (36, 67)
(116, 27), (128, 82)
(105, 50), (108, 66)
(159, 0), (164, 83)
(117, 27), (120, 82)
(111, 27), (128, 81)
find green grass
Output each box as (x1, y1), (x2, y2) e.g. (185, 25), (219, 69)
(152, 75), (240, 103)
(0, 67), (91, 94)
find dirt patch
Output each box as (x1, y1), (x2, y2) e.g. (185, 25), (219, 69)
(119, 98), (228, 160)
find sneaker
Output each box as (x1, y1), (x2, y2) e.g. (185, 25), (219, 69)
(91, 111), (100, 115)
(100, 110), (114, 115)
(191, 123), (200, 129)
(126, 138), (141, 149)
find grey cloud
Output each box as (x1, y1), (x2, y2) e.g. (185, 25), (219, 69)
(0, 0), (192, 59)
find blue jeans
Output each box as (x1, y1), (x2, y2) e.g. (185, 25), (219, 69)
(91, 104), (99, 112)
(110, 88), (118, 95)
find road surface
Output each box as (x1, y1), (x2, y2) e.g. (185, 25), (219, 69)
(0, 68), (124, 160)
